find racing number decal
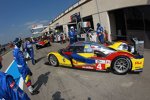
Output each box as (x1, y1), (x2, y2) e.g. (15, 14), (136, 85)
(95, 60), (111, 70)
(96, 63), (105, 70)
(97, 64), (102, 70)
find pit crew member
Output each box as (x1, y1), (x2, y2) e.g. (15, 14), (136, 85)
(13, 38), (39, 95)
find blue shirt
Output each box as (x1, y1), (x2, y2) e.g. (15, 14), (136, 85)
(96, 26), (103, 35)
(13, 46), (31, 80)
(0, 72), (30, 100)
(69, 30), (75, 38)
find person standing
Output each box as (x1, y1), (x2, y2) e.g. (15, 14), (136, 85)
(13, 38), (39, 95)
(60, 33), (64, 44)
(0, 55), (2, 69)
(96, 23), (104, 44)
(24, 38), (36, 65)
(0, 71), (30, 100)
(74, 28), (78, 42)
(52, 34), (54, 42)
(68, 26), (76, 45)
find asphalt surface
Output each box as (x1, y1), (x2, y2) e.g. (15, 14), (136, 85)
(2, 42), (150, 100)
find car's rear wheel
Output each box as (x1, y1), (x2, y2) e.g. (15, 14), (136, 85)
(48, 54), (59, 67)
(112, 56), (131, 75)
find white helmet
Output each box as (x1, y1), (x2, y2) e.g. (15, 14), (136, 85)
(70, 26), (74, 29)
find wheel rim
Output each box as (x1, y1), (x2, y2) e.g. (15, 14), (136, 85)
(50, 55), (57, 66)
(114, 58), (131, 73)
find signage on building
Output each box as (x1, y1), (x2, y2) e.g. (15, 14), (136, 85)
(31, 24), (45, 35)
(70, 12), (81, 22)
(31, 24), (44, 30)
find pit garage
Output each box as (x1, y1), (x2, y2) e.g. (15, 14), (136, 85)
(109, 5), (150, 49)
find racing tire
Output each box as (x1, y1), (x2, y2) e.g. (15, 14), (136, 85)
(112, 56), (132, 75)
(48, 54), (59, 67)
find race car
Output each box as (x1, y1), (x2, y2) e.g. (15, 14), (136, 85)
(36, 39), (51, 49)
(47, 41), (144, 75)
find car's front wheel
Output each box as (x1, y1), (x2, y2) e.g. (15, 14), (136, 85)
(112, 56), (131, 75)
(48, 54), (59, 67)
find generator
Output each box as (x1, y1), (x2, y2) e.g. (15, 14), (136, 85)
(132, 38), (144, 56)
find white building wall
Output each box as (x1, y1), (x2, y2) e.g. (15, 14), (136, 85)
(92, 14), (100, 30)
(80, 0), (97, 18)
(63, 25), (69, 36)
(97, 0), (150, 12)
(99, 12), (112, 41)
(47, 0), (150, 42)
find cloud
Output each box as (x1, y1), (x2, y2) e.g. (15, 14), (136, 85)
(24, 21), (36, 29)
(24, 19), (49, 29)
(39, 20), (49, 24)
(24, 20), (38, 26)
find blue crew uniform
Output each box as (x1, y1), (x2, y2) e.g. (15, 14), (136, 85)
(97, 25), (104, 44)
(13, 38), (39, 95)
(0, 71), (30, 100)
(24, 41), (35, 65)
(13, 46), (32, 81)
(69, 28), (76, 45)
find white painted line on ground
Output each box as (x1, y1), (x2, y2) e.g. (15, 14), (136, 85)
(5, 60), (24, 90)
(5, 60), (14, 73)
(19, 77), (24, 90)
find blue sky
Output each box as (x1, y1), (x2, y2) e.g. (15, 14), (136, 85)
(0, 0), (78, 44)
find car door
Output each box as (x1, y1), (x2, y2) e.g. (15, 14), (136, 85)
(72, 45), (95, 66)
(60, 46), (74, 67)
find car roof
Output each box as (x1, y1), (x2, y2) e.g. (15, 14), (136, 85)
(70, 41), (101, 46)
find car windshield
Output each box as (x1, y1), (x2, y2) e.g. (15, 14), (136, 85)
(90, 44), (116, 55)
(64, 46), (84, 53)
(64, 43), (116, 55)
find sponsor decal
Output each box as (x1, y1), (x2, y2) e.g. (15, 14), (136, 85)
(91, 45), (98, 48)
(91, 46), (95, 48)
(96, 60), (106, 64)
(135, 61), (142, 65)
(96, 60), (111, 64)
(10, 81), (15, 88)
(82, 66), (94, 69)
(106, 60), (111, 64)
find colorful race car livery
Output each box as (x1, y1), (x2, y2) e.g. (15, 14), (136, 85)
(36, 39), (51, 49)
(47, 41), (144, 75)
(108, 41), (135, 53)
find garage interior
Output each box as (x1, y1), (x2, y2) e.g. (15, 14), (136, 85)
(109, 5), (150, 49)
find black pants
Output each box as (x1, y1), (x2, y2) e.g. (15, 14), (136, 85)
(0, 62), (2, 69)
